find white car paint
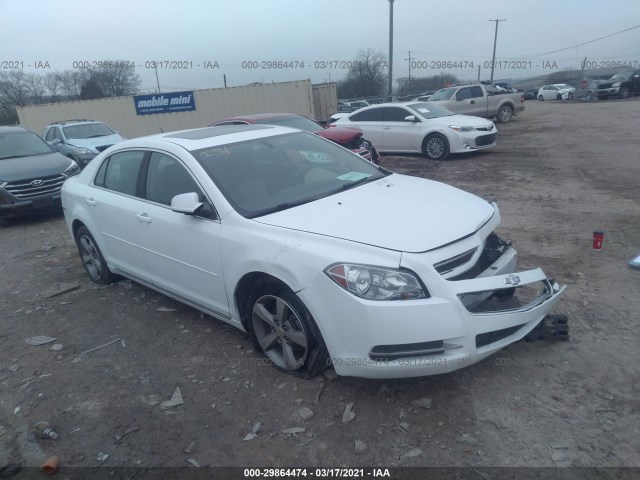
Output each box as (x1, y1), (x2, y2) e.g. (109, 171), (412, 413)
(62, 125), (565, 379)
(538, 84), (576, 101)
(332, 102), (497, 158)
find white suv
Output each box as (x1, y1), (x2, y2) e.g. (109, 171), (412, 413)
(43, 119), (125, 168)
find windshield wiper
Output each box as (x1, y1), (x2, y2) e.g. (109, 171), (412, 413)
(250, 198), (315, 218)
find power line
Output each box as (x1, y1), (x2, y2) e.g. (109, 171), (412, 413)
(532, 24), (640, 57)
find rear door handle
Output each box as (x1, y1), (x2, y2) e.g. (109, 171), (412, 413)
(136, 213), (152, 223)
(383, 126), (391, 130)
(86, 198), (96, 206)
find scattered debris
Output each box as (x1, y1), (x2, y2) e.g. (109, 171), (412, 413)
(33, 421), (59, 440)
(184, 441), (196, 454)
(14, 406), (20, 415)
(160, 387), (184, 410)
(411, 398), (432, 409)
(400, 448), (422, 460)
(42, 281), (80, 299)
(314, 382), (325, 404)
(115, 427), (139, 442)
(457, 433), (478, 446)
(342, 403), (356, 423)
(9, 365), (18, 372)
(243, 433), (258, 441)
(298, 407), (315, 421)
(121, 340), (127, 348)
(282, 427), (306, 435)
(80, 338), (121, 355)
(354, 440), (367, 454)
(41, 455), (60, 475)
(185, 458), (200, 467)
(25, 335), (58, 346)
(50, 344), (63, 351)
(251, 423), (262, 434)
(96, 452), (109, 463)
(157, 307), (176, 312)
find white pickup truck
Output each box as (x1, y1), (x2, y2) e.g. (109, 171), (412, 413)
(427, 84), (524, 123)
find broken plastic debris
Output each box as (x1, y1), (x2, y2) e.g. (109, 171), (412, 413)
(282, 427), (305, 434)
(342, 402), (356, 423)
(50, 344), (63, 351)
(185, 458), (200, 467)
(42, 281), (80, 299)
(41, 455), (60, 475)
(96, 452), (109, 463)
(25, 336), (58, 346)
(629, 252), (640, 270)
(160, 387), (184, 410)
(243, 433), (257, 441)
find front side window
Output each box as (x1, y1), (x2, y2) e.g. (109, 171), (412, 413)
(145, 152), (204, 206)
(456, 88), (471, 101)
(96, 150), (145, 196)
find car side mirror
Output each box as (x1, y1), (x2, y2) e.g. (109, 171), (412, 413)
(404, 115), (417, 122)
(171, 192), (203, 215)
(49, 138), (61, 146)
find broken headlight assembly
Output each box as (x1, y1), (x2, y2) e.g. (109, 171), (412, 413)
(325, 263), (429, 300)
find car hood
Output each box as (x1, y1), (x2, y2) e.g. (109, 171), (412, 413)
(316, 126), (362, 144)
(69, 134), (123, 150)
(0, 152), (73, 182)
(255, 173), (495, 253)
(418, 112), (495, 128)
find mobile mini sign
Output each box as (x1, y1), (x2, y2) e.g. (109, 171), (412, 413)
(134, 91), (196, 115)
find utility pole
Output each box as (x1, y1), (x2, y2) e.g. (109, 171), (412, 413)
(489, 18), (506, 85)
(154, 65), (161, 93)
(477, 65), (481, 83)
(404, 50), (413, 92)
(388, 0), (394, 101)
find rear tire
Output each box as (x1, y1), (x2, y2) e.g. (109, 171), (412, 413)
(422, 133), (450, 160)
(247, 288), (329, 378)
(497, 105), (513, 123)
(75, 226), (116, 284)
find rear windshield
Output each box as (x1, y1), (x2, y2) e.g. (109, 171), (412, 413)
(254, 116), (321, 133)
(428, 88), (457, 101)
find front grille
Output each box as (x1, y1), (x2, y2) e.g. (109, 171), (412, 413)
(434, 248), (477, 275)
(448, 233), (509, 281)
(95, 144), (113, 152)
(459, 280), (552, 314)
(369, 340), (462, 361)
(475, 133), (497, 147)
(2, 175), (65, 199)
(475, 126), (494, 132)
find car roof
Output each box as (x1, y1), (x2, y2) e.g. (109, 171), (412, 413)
(215, 113), (304, 123)
(117, 124), (301, 150)
(47, 119), (103, 127)
(0, 126), (31, 133)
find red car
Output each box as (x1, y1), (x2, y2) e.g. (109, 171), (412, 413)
(208, 113), (379, 164)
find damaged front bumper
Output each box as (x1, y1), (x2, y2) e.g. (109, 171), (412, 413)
(303, 226), (566, 378)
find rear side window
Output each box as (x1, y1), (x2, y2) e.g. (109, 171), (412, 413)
(382, 107), (412, 122)
(95, 150), (145, 196)
(470, 86), (484, 98)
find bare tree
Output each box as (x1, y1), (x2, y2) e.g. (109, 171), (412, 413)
(58, 69), (89, 99)
(43, 73), (62, 103)
(338, 49), (388, 98)
(0, 70), (34, 123)
(397, 73), (459, 95)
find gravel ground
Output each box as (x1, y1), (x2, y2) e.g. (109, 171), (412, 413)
(1, 97), (639, 477)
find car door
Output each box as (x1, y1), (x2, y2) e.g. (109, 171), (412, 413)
(88, 149), (149, 278)
(344, 108), (384, 149)
(449, 87), (478, 116)
(134, 151), (230, 320)
(631, 70), (640, 93)
(381, 106), (422, 152)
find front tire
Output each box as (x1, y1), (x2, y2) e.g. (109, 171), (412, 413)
(422, 133), (450, 160)
(619, 86), (630, 98)
(497, 105), (513, 123)
(538, 95), (544, 101)
(568, 92), (574, 100)
(247, 288), (329, 378)
(75, 226), (116, 284)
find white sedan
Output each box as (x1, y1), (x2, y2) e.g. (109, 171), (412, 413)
(331, 102), (497, 160)
(62, 125), (565, 379)
(538, 84), (576, 101)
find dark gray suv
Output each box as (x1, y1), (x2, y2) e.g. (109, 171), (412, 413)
(0, 126), (80, 219)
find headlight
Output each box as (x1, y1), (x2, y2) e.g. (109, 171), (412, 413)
(73, 147), (94, 155)
(325, 263), (429, 300)
(449, 125), (473, 132)
(62, 161), (80, 177)
(612, 82), (621, 87)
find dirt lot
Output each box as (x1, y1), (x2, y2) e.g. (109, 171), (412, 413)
(1, 97), (639, 476)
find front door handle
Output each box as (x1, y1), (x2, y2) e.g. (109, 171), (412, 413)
(136, 213), (152, 223)
(86, 198), (96, 206)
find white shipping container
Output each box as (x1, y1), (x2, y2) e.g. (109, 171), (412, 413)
(17, 80), (317, 139)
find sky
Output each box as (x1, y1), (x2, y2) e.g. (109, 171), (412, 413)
(3, 0), (640, 92)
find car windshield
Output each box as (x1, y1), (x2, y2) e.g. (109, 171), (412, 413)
(63, 123), (115, 139)
(407, 103), (456, 119)
(428, 88), (457, 101)
(191, 131), (388, 218)
(610, 71), (633, 81)
(555, 84), (571, 89)
(0, 131), (54, 160)
(254, 116), (321, 133)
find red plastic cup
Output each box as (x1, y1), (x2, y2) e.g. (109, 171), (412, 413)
(593, 231), (604, 250)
